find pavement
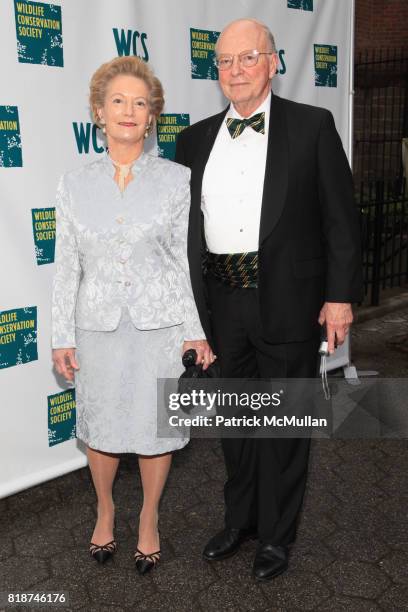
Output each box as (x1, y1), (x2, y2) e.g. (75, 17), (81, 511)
(1, 298), (408, 612)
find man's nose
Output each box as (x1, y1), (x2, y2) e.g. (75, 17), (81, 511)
(230, 55), (243, 77)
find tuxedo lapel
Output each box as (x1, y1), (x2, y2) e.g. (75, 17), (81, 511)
(259, 94), (289, 245)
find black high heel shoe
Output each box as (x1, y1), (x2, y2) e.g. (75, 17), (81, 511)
(89, 540), (117, 564)
(134, 547), (161, 575)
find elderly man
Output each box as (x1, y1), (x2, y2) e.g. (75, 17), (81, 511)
(175, 18), (362, 580)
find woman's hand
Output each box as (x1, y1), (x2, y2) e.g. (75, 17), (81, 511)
(52, 348), (79, 382)
(182, 340), (216, 370)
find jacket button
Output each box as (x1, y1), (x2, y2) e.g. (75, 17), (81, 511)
(125, 281), (131, 287)
(119, 258), (126, 264)
(116, 216), (125, 224)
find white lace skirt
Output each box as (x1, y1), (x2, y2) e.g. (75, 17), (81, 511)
(74, 307), (188, 454)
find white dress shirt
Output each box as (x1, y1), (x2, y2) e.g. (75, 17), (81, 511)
(202, 91), (271, 254)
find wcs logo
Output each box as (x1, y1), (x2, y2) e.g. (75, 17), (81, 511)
(0, 306), (37, 370)
(288, 0), (313, 10)
(314, 45), (337, 87)
(72, 122), (105, 154)
(113, 28), (148, 60)
(0, 105), (22, 167)
(14, 0), (63, 67)
(276, 50), (286, 75)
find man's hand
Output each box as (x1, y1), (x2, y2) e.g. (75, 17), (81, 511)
(52, 348), (79, 382)
(182, 339), (216, 370)
(318, 302), (353, 354)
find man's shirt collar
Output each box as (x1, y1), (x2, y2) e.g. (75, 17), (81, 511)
(228, 90), (271, 120)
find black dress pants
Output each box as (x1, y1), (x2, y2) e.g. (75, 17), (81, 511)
(207, 274), (320, 546)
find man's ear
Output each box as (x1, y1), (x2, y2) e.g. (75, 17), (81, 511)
(269, 53), (279, 79)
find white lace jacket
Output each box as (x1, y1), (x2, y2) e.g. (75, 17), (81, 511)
(51, 152), (205, 348)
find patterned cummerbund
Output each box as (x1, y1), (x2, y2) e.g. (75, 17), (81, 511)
(206, 251), (258, 289)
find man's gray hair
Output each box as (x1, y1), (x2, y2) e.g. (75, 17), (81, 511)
(215, 18), (277, 54)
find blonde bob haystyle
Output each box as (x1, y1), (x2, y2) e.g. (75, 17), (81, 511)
(89, 56), (164, 132)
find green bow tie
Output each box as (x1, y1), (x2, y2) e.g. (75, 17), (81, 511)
(226, 112), (265, 139)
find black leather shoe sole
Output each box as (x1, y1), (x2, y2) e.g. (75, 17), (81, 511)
(253, 564), (288, 582)
(203, 532), (257, 562)
(203, 546), (240, 562)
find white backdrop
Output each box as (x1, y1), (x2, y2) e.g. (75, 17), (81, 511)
(0, 0), (354, 498)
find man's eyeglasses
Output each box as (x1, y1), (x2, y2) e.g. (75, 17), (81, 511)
(214, 49), (274, 71)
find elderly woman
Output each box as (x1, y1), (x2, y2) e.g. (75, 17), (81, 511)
(51, 56), (213, 574)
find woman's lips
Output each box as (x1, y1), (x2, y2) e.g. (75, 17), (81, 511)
(119, 122), (136, 126)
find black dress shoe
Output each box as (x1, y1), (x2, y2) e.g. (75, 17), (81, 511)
(253, 543), (288, 581)
(89, 540), (117, 564)
(203, 528), (256, 561)
(134, 548), (161, 575)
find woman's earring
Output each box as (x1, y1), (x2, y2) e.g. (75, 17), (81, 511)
(99, 119), (106, 134)
(144, 123), (151, 139)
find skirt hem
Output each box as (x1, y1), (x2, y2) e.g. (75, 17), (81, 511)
(78, 434), (189, 456)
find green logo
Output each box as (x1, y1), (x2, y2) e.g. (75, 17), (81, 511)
(0, 106), (22, 167)
(48, 388), (76, 447)
(73, 122), (105, 154)
(113, 28), (149, 60)
(157, 114), (190, 160)
(0, 307), (37, 369)
(277, 49), (287, 75)
(14, 0), (63, 66)
(314, 44), (337, 87)
(288, 0), (313, 10)
(190, 28), (219, 80)
(32, 208), (55, 265)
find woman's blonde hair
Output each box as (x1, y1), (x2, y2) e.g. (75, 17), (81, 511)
(89, 56), (164, 131)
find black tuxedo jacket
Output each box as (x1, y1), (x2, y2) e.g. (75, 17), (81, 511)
(175, 93), (363, 346)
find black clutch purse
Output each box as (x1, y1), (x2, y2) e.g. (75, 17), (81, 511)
(177, 349), (220, 413)
(179, 348), (220, 379)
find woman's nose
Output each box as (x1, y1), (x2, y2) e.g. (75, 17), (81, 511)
(124, 100), (133, 115)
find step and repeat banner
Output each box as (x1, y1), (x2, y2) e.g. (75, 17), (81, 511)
(0, 0), (354, 497)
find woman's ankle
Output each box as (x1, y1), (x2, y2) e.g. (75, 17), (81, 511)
(138, 507), (159, 532)
(96, 500), (115, 520)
